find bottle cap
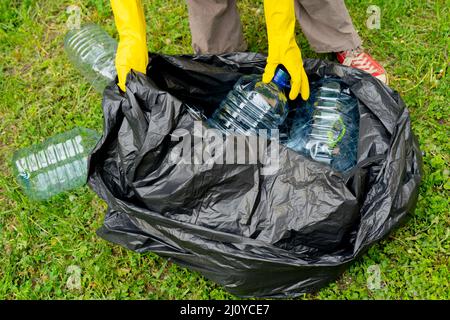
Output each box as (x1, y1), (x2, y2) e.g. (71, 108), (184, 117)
(272, 66), (291, 89)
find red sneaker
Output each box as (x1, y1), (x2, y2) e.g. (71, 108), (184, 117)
(336, 47), (388, 85)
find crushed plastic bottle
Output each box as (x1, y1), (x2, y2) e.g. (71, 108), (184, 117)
(208, 67), (290, 136)
(64, 24), (117, 92)
(286, 79), (359, 172)
(12, 128), (100, 201)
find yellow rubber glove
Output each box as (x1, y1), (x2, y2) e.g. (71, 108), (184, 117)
(262, 0), (309, 101)
(111, 0), (148, 92)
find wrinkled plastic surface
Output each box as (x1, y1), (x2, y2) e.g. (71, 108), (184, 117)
(285, 78), (360, 172)
(13, 127), (100, 201)
(208, 73), (288, 136)
(88, 53), (422, 298)
(64, 24), (117, 93)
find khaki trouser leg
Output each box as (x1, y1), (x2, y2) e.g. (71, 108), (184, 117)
(186, 0), (247, 54)
(294, 0), (362, 53)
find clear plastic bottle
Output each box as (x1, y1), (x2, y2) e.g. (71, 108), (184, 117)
(64, 24), (117, 92)
(286, 80), (359, 172)
(12, 128), (100, 201)
(208, 67), (290, 136)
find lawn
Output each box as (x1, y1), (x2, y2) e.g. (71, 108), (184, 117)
(0, 0), (448, 299)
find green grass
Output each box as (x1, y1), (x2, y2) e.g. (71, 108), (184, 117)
(0, 0), (448, 300)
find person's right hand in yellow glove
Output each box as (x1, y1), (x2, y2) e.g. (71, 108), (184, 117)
(262, 0), (309, 101)
(111, 0), (148, 92)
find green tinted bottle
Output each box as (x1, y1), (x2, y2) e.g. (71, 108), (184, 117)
(12, 128), (100, 201)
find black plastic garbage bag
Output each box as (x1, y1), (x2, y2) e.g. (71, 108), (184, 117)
(88, 52), (422, 297)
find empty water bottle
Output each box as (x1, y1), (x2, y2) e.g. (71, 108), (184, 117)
(64, 24), (117, 92)
(286, 79), (359, 172)
(208, 67), (291, 136)
(12, 128), (100, 201)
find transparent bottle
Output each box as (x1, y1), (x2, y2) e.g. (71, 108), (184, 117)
(12, 128), (100, 201)
(64, 24), (117, 92)
(286, 80), (359, 172)
(208, 67), (290, 136)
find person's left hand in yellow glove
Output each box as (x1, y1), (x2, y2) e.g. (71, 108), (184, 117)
(111, 0), (148, 92)
(262, 0), (309, 101)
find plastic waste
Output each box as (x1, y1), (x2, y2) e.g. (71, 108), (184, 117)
(88, 53), (423, 298)
(64, 24), (117, 92)
(12, 127), (100, 201)
(208, 67), (290, 136)
(286, 79), (359, 172)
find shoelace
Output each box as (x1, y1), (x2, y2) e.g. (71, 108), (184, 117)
(343, 47), (380, 74)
